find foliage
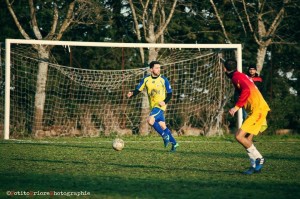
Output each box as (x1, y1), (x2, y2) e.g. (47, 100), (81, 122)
(265, 44), (300, 132)
(268, 95), (299, 132)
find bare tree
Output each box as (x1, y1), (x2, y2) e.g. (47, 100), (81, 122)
(210, 0), (291, 73)
(128, 0), (178, 62)
(5, 0), (103, 133)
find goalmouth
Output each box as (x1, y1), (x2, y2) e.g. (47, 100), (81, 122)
(3, 39), (242, 140)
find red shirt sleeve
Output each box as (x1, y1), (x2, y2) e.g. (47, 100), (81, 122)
(232, 72), (251, 108)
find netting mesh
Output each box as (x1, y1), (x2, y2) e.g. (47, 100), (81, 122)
(0, 46), (234, 137)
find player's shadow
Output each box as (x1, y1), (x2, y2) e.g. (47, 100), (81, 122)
(10, 157), (88, 165)
(107, 162), (239, 175)
(1, 141), (108, 149)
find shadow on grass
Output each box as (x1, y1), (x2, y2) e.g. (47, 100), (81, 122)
(5, 141), (300, 163)
(10, 157), (88, 165)
(1, 141), (101, 149)
(108, 162), (238, 175)
(0, 171), (299, 199)
(3, 141), (300, 164)
(125, 146), (300, 162)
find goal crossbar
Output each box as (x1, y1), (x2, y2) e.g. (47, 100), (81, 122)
(4, 38), (243, 139)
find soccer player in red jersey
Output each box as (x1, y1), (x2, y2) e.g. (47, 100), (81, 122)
(224, 59), (270, 174)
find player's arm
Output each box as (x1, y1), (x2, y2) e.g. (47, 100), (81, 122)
(158, 92), (172, 107)
(235, 88), (250, 108)
(229, 77), (250, 116)
(164, 92), (172, 103)
(127, 89), (141, 98)
(159, 76), (173, 107)
(127, 76), (147, 98)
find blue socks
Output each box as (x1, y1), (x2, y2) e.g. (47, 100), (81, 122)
(152, 122), (176, 144)
(163, 128), (177, 145)
(152, 122), (166, 137)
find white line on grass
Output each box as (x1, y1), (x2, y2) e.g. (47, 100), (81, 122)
(2, 139), (234, 145)
(1, 139), (299, 145)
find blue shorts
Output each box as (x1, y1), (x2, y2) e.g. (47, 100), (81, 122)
(149, 107), (165, 122)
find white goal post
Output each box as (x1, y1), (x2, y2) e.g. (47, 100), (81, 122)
(4, 39), (242, 140)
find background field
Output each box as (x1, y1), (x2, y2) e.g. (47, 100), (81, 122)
(1, 135), (300, 199)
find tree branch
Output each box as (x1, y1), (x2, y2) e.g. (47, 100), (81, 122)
(129, 0), (142, 41)
(210, 0), (231, 43)
(266, 7), (285, 36)
(129, 0), (145, 63)
(5, 0), (31, 39)
(142, 0), (150, 40)
(45, 3), (58, 40)
(152, 0), (159, 22)
(231, 0), (247, 34)
(241, 0), (260, 44)
(155, 0), (177, 40)
(28, 0), (43, 39)
(56, 1), (76, 41)
(158, 1), (165, 43)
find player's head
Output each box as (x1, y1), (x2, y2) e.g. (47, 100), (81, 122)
(149, 61), (160, 68)
(223, 59), (237, 79)
(224, 59), (237, 72)
(149, 61), (161, 77)
(248, 65), (257, 76)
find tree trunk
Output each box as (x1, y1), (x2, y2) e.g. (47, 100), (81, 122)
(33, 47), (50, 133)
(149, 48), (159, 62)
(256, 45), (267, 74)
(139, 91), (150, 135)
(137, 24), (159, 134)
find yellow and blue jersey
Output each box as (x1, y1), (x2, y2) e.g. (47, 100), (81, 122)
(136, 75), (172, 111)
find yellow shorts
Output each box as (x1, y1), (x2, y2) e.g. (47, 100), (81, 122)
(241, 110), (269, 135)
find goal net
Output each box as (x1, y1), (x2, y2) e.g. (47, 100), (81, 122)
(1, 40), (242, 139)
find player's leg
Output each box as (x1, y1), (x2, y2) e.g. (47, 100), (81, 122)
(148, 108), (179, 151)
(147, 115), (166, 137)
(156, 110), (179, 152)
(158, 121), (176, 144)
(236, 129), (264, 174)
(241, 112), (268, 173)
(245, 133), (256, 170)
(246, 133), (254, 141)
(147, 108), (170, 147)
(253, 118), (269, 172)
(236, 129), (263, 174)
(158, 121), (179, 151)
(235, 128), (252, 149)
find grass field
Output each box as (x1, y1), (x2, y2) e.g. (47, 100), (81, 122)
(1, 135), (300, 199)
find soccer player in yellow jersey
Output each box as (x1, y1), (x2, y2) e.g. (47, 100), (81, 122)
(224, 59), (270, 175)
(127, 61), (179, 152)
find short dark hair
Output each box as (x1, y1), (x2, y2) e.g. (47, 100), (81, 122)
(149, 61), (160, 68)
(224, 59), (237, 72)
(248, 65), (257, 70)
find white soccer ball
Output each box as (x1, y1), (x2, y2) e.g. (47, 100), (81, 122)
(112, 138), (124, 151)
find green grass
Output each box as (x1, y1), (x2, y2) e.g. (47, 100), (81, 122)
(1, 135), (300, 199)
